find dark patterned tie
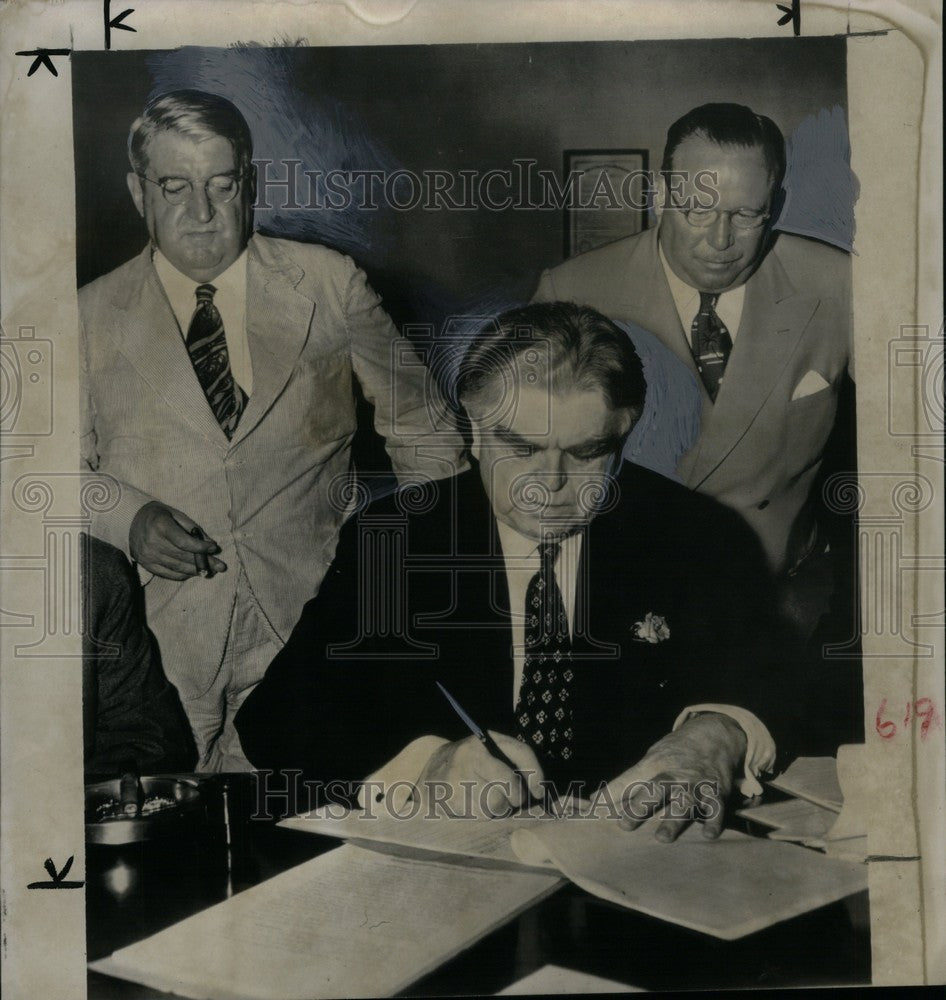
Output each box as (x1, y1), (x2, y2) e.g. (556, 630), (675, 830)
(690, 291), (733, 402)
(515, 540), (575, 762)
(186, 283), (247, 438)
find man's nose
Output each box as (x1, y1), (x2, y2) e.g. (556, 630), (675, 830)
(706, 212), (734, 251)
(536, 451), (567, 493)
(186, 184), (215, 224)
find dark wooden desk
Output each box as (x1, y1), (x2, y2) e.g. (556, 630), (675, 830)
(86, 776), (870, 997)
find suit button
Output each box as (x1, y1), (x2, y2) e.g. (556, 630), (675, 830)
(757, 500), (770, 510)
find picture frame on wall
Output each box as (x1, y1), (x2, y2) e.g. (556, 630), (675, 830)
(564, 148), (649, 258)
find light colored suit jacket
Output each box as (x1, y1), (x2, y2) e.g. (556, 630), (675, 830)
(533, 227), (852, 573)
(80, 233), (466, 698)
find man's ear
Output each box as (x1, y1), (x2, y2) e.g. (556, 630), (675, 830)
(126, 172), (145, 218)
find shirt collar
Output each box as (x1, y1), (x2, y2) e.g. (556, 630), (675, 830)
(152, 247), (248, 298)
(495, 518), (582, 567)
(658, 237), (746, 323)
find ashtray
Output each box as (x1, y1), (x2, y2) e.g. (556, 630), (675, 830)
(85, 776), (202, 845)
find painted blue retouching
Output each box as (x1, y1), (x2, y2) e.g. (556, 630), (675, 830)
(643, 105), (860, 254)
(142, 48), (759, 480)
(616, 321), (701, 482)
(146, 47), (400, 262)
(777, 105), (860, 253)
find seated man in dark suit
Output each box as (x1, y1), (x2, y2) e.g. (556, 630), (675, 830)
(84, 535), (196, 777)
(236, 303), (799, 839)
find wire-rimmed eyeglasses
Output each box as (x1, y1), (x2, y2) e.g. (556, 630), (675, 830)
(671, 201), (770, 231)
(136, 172), (246, 206)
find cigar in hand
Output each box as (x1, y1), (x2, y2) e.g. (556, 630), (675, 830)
(189, 524), (214, 578)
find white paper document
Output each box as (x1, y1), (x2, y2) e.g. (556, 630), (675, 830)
(768, 757), (844, 812)
(281, 803), (557, 869)
(737, 797), (840, 838)
(89, 844), (562, 999)
(510, 816), (868, 940)
(286, 800), (868, 941)
(497, 963), (642, 994)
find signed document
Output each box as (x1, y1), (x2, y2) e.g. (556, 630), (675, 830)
(281, 802), (557, 869)
(289, 803), (868, 940)
(509, 816), (868, 941)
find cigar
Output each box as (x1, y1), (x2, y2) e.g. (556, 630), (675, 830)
(189, 525), (214, 578)
(119, 770), (141, 818)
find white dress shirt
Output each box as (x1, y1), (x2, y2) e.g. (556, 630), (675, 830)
(153, 249), (253, 395)
(658, 241), (746, 344)
(495, 521), (582, 706)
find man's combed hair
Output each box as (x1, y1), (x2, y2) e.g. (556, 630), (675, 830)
(661, 102), (786, 190)
(128, 90), (254, 176)
(456, 301), (646, 419)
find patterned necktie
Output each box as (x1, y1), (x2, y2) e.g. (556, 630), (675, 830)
(515, 540), (575, 762)
(690, 291), (733, 402)
(186, 283), (247, 439)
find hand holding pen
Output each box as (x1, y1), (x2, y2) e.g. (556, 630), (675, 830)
(431, 682), (550, 816)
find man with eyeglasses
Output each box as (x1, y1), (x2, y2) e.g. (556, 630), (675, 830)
(533, 104), (854, 616)
(79, 90), (466, 770)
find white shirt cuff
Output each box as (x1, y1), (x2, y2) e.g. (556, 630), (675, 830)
(672, 704), (776, 797)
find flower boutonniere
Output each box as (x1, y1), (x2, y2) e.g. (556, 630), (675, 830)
(632, 612), (670, 644)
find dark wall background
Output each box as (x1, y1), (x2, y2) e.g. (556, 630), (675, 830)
(73, 37), (848, 331)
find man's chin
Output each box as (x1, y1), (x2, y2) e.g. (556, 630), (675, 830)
(693, 260), (755, 293)
(171, 248), (230, 282)
(506, 512), (585, 541)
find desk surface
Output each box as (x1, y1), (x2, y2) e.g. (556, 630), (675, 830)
(85, 776), (870, 997)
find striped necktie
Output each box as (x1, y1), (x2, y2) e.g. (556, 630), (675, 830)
(690, 291), (733, 402)
(515, 539), (575, 762)
(186, 283), (247, 439)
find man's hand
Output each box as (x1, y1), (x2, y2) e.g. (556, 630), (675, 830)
(129, 501), (227, 580)
(605, 713), (747, 843)
(417, 732), (546, 818)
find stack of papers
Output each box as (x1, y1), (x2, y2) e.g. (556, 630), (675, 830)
(740, 749), (869, 862)
(291, 795), (868, 940)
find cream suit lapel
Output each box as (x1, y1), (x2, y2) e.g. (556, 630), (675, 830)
(108, 246), (231, 444)
(686, 245), (819, 489)
(229, 235), (315, 446)
(623, 228), (702, 379)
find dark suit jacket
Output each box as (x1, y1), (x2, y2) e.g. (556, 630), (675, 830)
(236, 463), (803, 798)
(83, 536), (196, 777)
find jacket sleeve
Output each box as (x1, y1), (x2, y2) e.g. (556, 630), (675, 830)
(234, 509), (436, 793)
(80, 303), (157, 558)
(698, 506), (808, 774)
(344, 264), (469, 483)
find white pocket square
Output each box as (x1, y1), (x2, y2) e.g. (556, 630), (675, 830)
(791, 370), (830, 400)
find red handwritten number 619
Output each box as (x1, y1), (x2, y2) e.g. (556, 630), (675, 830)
(875, 697), (942, 740)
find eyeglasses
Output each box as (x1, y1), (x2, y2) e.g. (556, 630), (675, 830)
(136, 172), (245, 206)
(673, 203), (770, 231)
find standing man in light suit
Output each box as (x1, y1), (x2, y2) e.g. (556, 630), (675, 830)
(533, 103), (854, 605)
(80, 90), (466, 770)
